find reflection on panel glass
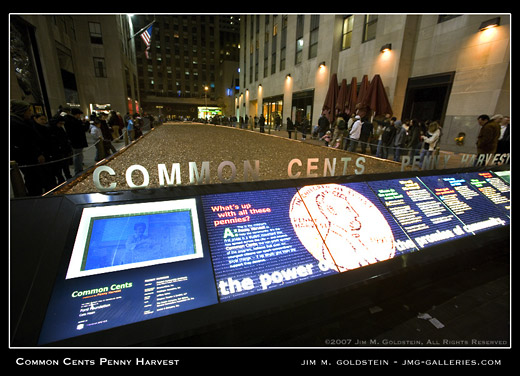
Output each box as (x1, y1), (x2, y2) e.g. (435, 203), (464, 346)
(66, 199), (203, 279)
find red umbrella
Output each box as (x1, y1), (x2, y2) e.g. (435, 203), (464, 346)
(335, 79), (348, 116)
(356, 75), (370, 118)
(322, 73), (338, 123)
(364, 74), (393, 117)
(345, 77), (357, 116)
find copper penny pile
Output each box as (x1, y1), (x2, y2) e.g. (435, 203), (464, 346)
(56, 122), (402, 194)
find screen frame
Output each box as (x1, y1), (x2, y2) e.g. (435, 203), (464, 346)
(66, 198), (204, 279)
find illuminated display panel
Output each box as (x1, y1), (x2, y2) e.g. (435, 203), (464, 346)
(66, 200), (204, 279)
(201, 183), (418, 301)
(32, 170), (510, 345)
(418, 174), (509, 234)
(367, 178), (470, 248)
(38, 198), (218, 345)
(202, 187), (335, 301)
(494, 170), (510, 184)
(460, 171), (510, 215)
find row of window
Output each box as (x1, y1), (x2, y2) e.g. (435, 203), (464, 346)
(244, 15), (378, 84)
(243, 14), (461, 84)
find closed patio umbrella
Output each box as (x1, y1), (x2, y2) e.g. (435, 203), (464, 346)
(364, 74), (393, 117)
(335, 79), (348, 116)
(345, 76), (358, 116)
(356, 74), (370, 118)
(365, 74), (393, 115)
(322, 73), (338, 123)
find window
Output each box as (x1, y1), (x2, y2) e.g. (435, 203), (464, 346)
(362, 15), (377, 42)
(308, 15), (319, 59)
(438, 15), (461, 23)
(341, 15), (354, 50)
(280, 48), (286, 71)
(280, 16), (287, 71)
(295, 15), (304, 65)
(93, 57), (106, 77)
(88, 22), (103, 44)
(271, 30), (277, 75)
(295, 38), (303, 64)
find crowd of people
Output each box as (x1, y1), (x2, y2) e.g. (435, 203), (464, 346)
(312, 113), (443, 167)
(11, 96), (510, 197)
(10, 99), (152, 196)
(311, 112), (510, 167)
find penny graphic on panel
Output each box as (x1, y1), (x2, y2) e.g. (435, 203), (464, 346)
(289, 184), (395, 272)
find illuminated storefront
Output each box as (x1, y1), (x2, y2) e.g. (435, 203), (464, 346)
(198, 106), (222, 120)
(262, 95), (283, 127)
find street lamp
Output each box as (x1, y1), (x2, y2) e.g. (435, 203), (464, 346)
(204, 86), (209, 123)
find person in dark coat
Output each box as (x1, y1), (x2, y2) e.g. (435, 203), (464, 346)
(317, 114), (330, 139)
(10, 100), (46, 196)
(32, 113), (57, 191)
(477, 114), (501, 155)
(286, 117), (295, 139)
(405, 119), (421, 164)
(359, 117), (373, 154)
(259, 114), (265, 133)
(48, 114), (72, 183)
(380, 117), (397, 159)
(63, 107), (88, 175)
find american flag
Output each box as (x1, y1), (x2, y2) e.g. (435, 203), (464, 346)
(140, 25), (152, 59)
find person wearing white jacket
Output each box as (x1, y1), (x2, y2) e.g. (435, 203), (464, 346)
(419, 121), (441, 169)
(347, 115), (363, 152)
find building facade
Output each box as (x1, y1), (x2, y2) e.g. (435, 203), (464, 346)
(238, 14), (510, 154)
(134, 15), (240, 120)
(10, 14), (139, 118)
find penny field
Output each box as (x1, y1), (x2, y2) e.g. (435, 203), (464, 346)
(58, 122), (402, 194)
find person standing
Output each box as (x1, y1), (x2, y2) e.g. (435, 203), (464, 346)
(90, 117), (104, 162)
(317, 114), (330, 140)
(286, 117), (295, 139)
(275, 114), (282, 131)
(476, 114), (501, 163)
(127, 114), (135, 141)
(301, 117), (309, 140)
(259, 114), (265, 133)
(379, 117), (397, 159)
(359, 116), (373, 154)
(107, 110), (120, 141)
(347, 115), (362, 152)
(331, 114), (346, 149)
(32, 113), (57, 191)
(405, 119), (421, 165)
(393, 120), (407, 162)
(63, 107), (88, 176)
(495, 115), (510, 155)
(10, 100), (46, 195)
(419, 121), (441, 169)
(47, 114), (72, 183)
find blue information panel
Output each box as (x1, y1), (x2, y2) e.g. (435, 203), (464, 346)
(459, 171), (510, 216)
(367, 178), (470, 249)
(38, 199), (218, 345)
(418, 174), (510, 234)
(201, 182), (419, 302)
(202, 187), (335, 301)
(35, 170), (510, 345)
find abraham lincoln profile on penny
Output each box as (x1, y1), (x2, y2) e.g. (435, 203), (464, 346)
(290, 184), (395, 272)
